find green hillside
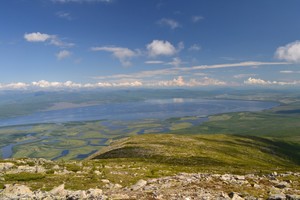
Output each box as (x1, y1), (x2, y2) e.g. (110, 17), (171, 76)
(89, 134), (300, 174)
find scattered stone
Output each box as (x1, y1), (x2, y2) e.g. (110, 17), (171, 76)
(221, 174), (232, 181)
(131, 179), (147, 191)
(235, 175), (245, 180)
(67, 190), (87, 199)
(252, 183), (260, 188)
(1, 158), (300, 200)
(53, 164), (60, 170)
(229, 192), (245, 200)
(1, 184), (33, 198)
(0, 163), (14, 171)
(272, 172), (278, 176)
(110, 193), (130, 199)
(94, 170), (102, 175)
(113, 183), (123, 189)
(267, 193), (286, 200)
(86, 188), (103, 198)
(16, 165), (37, 173)
(50, 184), (67, 196)
(101, 179), (110, 183)
(275, 182), (291, 189)
(286, 194), (300, 200)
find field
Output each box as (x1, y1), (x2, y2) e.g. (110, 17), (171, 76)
(0, 118), (198, 160)
(172, 101), (300, 144)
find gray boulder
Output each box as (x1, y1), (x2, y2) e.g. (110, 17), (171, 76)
(131, 179), (147, 191)
(1, 184), (33, 198)
(268, 194), (286, 200)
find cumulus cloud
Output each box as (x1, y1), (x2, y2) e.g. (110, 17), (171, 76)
(56, 50), (71, 60)
(24, 32), (52, 42)
(192, 15), (204, 23)
(244, 77), (300, 86)
(161, 76), (185, 86)
(157, 18), (180, 29)
(91, 46), (137, 67)
(32, 80), (82, 88)
(189, 44), (201, 51)
(24, 32), (74, 48)
(156, 76), (226, 87)
(0, 82), (29, 90)
(275, 40), (300, 63)
(0, 80), (144, 90)
(244, 77), (271, 85)
(147, 40), (177, 57)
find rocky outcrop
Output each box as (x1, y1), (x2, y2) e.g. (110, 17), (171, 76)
(0, 158), (299, 200)
(0, 172), (299, 199)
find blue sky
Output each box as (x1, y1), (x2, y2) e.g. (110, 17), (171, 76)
(1, 0), (300, 89)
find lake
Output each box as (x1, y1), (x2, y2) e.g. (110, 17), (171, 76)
(0, 98), (278, 160)
(0, 98), (278, 127)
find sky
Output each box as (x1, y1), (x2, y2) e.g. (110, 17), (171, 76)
(1, 0), (300, 89)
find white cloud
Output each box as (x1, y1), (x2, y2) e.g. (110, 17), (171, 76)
(189, 44), (201, 51)
(244, 77), (271, 85)
(166, 57), (184, 67)
(147, 40), (177, 57)
(192, 15), (204, 23)
(275, 40), (300, 63)
(93, 61), (289, 81)
(220, 57), (239, 61)
(161, 76), (185, 86)
(244, 77), (300, 86)
(49, 37), (75, 48)
(280, 70), (300, 74)
(56, 11), (72, 20)
(157, 18), (180, 29)
(0, 77), (225, 90)
(177, 41), (184, 52)
(191, 61), (289, 70)
(145, 60), (165, 64)
(24, 32), (52, 42)
(24, 32), (74, 48)
(233, 74), (257, 79)
(32, 80), (81, 88)
(155, 76), (226, 87)
(91, 46), (137, 67)
(0, 82), (29, 90)
(56, 50), (71, 60)
(0, 80), (143, 90)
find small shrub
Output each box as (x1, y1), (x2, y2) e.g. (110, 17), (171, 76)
(65, 164), (81, 173)
(27, 161), (36, 167)
(4, 173), (45, 181)
(46, 169), (55, 174)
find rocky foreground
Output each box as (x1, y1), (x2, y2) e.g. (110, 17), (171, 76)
(0, 159), (300, 200)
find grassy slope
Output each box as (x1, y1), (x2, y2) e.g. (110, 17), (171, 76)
(89, 134), (300, 174)
(0, 133), (299, 193)
(88, 101), (300, 174)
